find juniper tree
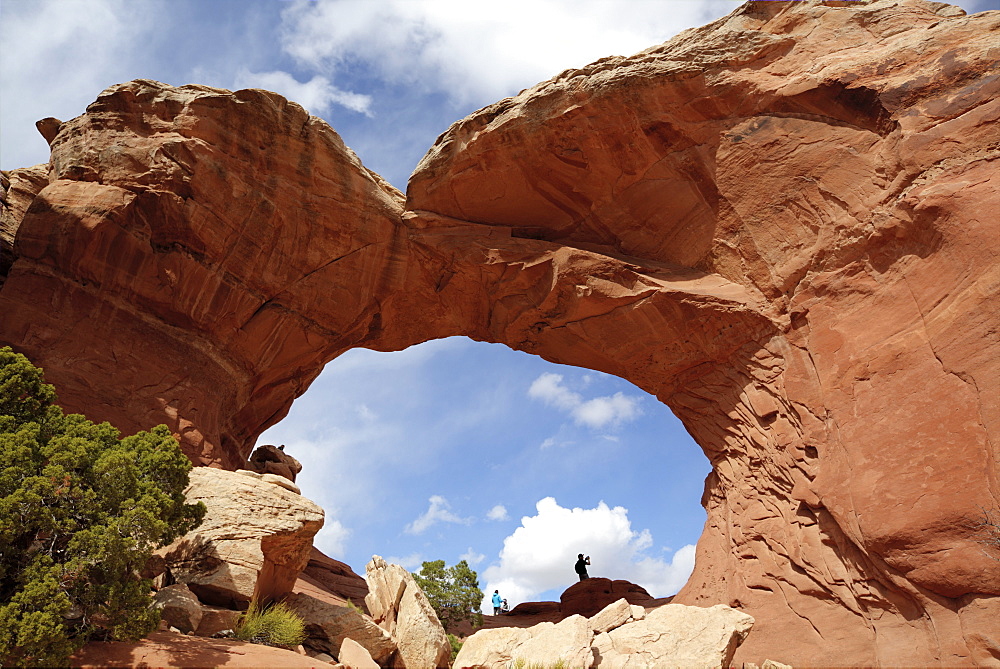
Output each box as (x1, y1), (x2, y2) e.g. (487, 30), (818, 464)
(0, 346), (205, 666)
(413, 559), (484, 633)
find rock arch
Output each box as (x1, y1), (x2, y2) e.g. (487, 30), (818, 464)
(1, 1), (997, 665)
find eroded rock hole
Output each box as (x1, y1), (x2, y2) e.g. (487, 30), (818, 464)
(256, 336), (710, 609)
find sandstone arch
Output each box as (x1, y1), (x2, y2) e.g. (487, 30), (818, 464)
(1, 0), (997, 665)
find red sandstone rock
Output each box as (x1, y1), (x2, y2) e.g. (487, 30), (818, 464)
(559, 578), (659, 619)
(70, 630), (333, 668)
(0, 80), (404, 469)
(0, 164), (47, 286)
(298, 547), (371, 611)
(247, 443), (302, 482)
(1, 1), (998, 666)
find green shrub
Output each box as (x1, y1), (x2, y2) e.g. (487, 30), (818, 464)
(447, 632), (463, 661)
(234, 599), (306, 648)
(0, 346), (205, 667)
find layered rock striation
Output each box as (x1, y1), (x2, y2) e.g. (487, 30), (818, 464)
(1, 0), (998, 665)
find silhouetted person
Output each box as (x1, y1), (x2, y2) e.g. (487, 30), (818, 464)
(492, 589), (502, 615)
(575, 553), (591, 581)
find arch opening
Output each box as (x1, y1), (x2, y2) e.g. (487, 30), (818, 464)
(256, 336), (711, 609)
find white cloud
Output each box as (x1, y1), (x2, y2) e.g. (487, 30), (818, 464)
(486, 505), (509, 521)
(405, 495), (473, 535)
(313, 518), (350, 559)
(0, 0), (164, 170)
(233, 68), (372, 116)
(386, 552), (424, 571)
(278, 0), (735, 107)
(529, 373), (582, 411)
(529, 373), (642, 429)
(460, 547), (486, 566)
(480, 497), (695, 610)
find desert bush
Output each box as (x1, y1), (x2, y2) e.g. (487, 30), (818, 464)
(234, 599), (306, 648)
(0, 346), (205, 667)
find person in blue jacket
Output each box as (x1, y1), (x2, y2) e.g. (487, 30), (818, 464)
(492, 589), (503, 615)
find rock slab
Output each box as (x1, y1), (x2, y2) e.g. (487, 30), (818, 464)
(455, 601), (751, 669)
(592, 604), (754, 668)
(365, 555), (451, 669)
(158, 467), (324, 608)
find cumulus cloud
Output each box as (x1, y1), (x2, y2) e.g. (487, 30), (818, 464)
(529, 373), (641, 429)
(460, 547), (486, 566)
(278, 0), (735, 107)
(480, 497), (695, 610)
(233, 68), (372, 116)
(486, 505), (509, 521)
(405, 495), (473, 535)
(0, 0), (164, 170)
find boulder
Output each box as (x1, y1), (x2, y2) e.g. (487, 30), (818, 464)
(285, 592), (397, 665)
(590, 598), (638, 635)
(561, 578), (657, 618)
(452, 627), (532, 669)
(247, 444), (303, 482)
(236, 468), (303, 494)
(338, 637), (380, 669)
(150, 584), (203, 634)
(592, 604), (754, 668)
(158, 467), (324, 608)
(513, 615), (594, 668)
(195, 605), (240, 638)
(365, 555), (451, 669)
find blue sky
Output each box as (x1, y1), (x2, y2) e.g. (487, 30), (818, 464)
(2, 0), (994, 611)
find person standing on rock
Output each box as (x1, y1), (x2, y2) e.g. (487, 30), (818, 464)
(492, 589), (503, 615)
(575, 553), (591, 581)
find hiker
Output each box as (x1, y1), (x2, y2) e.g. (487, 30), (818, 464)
(492, 589), (503, 615)
(575, 553), (591, 581)
(502, 598), (509, 613)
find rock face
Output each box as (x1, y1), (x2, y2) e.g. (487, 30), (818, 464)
(560, 578), (659, 618)
(364, 556), (451, 669)
(454, 600), (751, 668)
(284, 592), (397, 665)
(1, 1), (998, 665)
(299, 547), (371, 610)
(159, 468), (324, 608)
(0, 79), (404, 470)
(592, 604), (754, 668)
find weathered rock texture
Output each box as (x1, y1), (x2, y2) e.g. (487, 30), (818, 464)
(158, 468), (324, 607)
(560, 578), (660, 618)
(297, 547), (371, 611)
(246, 443), (302, 482)
(454, 600), (751, 669)
(150, 584), (203, 635)
(1, 0), (998, 665)
(592, 604), (754, 668)
(284, 592), (397, 665)
(365, 556), (451, 669)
